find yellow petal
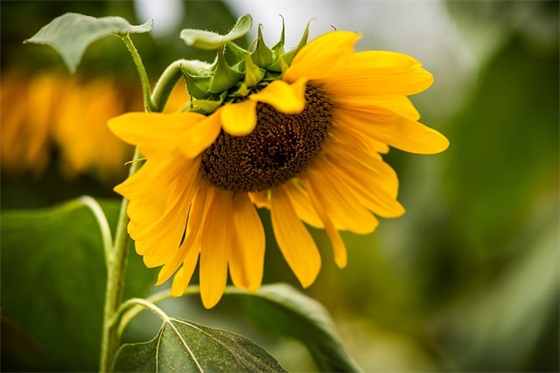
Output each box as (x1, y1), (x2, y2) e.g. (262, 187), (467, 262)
(229, 193), (265, 292)
(333, 95), (420, 121)
(169, 241), (201, 297)
(199, 187), (232, 308)
(221, 100), (257, 136)
(305, 158), (379, 234)
(300, 176), (348, 268)
(156, 184), (209, 286)
(322, 139), (399, 197)
(330, 126), (388, 156)
(322, 145), (405, 218)
(284, 31), (361, 83)
(321, 51), (434, 97)
(248, 190), (270, 209)
(108, 111), (206, 157)
(170, 267), (186, 297)
(333, 106), (449, 154)
(250, 78), (307, 114)
(123, 157), (200, 242)
(177, 111), (222, 158)
(270, 185), (321, 288)
(283, 180), (323, 228)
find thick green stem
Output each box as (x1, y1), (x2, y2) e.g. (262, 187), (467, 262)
(99, 35), (187, 372)
(118, 34), (155, 112)
(151, 59), (188, 111)
(99, 149), (141, 373)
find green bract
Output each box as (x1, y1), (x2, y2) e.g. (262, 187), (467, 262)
(179, 15), (311, 114)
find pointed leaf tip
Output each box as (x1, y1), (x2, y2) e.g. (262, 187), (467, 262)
(25, 12), (153, 73)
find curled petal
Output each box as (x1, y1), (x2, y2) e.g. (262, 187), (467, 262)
(221, 100), (257, 136)
(250, 78), (307, 114)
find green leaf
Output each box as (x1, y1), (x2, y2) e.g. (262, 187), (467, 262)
(180, 14), (252, 50)
(228, 284), (362, 372)
(113, 318), (286, 372)
(0, 198), (157, 371)
(24, 12), (153, 73)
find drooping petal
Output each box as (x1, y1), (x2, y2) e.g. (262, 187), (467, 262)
(221, 100), (257, 135)
(199, 187), (233, 309)
(177, 111), (222, 158)
(283, 180), (323, 228)
(122, 157), (200, 242)
(156, 183), (209, 286)
(300, 176), (347, 268)
(108, 111), (206, 157)
(320, 51), (434, 97)
(304, 159), (379, 234)
(114, 155), (201, 270)
(333, 106), (449, 154)
(322, 145), (405, 218)
(322, 139), (399, 197)
(169, 240), (200, 296)
(170, 267), (186, 297)
(270, 184), (321, 288)
(229, 193), (265, 291)
(283, 31), (361, 83)
(250, 78), (307, 114)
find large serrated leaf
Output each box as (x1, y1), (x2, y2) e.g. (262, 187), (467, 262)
(180, 14), (252, 50)
(113, 318), (286, 372)
(25, 12), (153, 73)
(229, 284), (362, 372)
(0, 198), (157, 371)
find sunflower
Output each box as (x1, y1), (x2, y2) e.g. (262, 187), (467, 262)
(109, 21), (449, 309)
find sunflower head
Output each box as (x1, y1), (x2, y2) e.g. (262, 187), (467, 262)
(179, 14), (309, 115)
(109, 15), (449, 308)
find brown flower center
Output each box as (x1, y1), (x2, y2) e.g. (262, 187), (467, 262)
(201, 85), (332, 192)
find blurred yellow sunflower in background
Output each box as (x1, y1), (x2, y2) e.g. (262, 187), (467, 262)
(109, 28), (449, 308)
(0, 71), (188, 182)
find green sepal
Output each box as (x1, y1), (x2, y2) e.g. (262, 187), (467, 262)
(269, 19), (312, 73)
(180, 14), (252, 50)
(245, 52), (266, 88)
(252, 25), (275, 68)
(225, 42), (249, 64)
(179, 60), (212, 99)
(209, 48), (244, 94)
(232, 82), (251, 98)
(271, 16), (286, 55)
(262, 70), (283, 83)
(190, 91), (227, 114)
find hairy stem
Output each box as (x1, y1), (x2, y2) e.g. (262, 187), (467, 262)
(99, 149), (141, 373)
(99, 35), (186, 372)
